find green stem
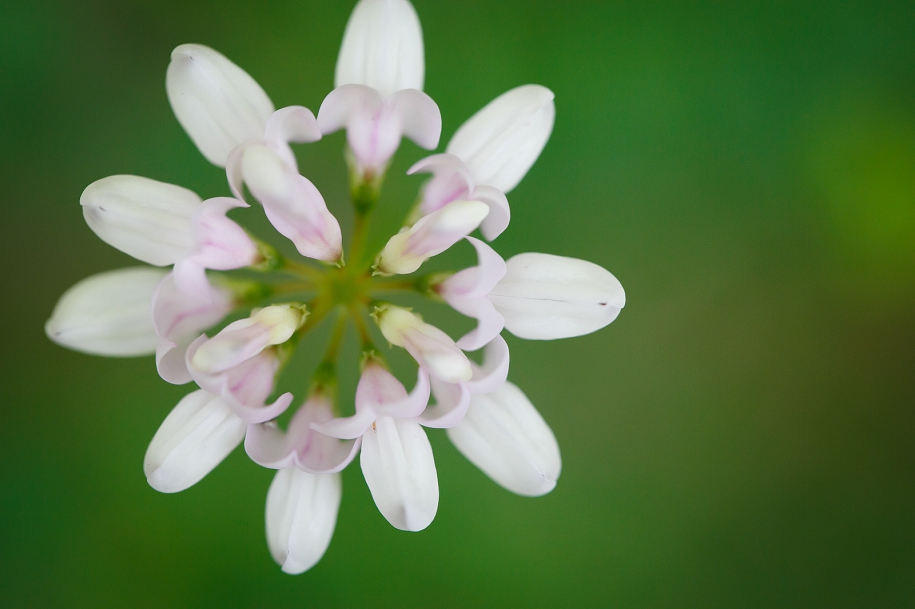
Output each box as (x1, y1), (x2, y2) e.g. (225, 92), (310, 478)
(348, 211), (371, 270)
(282, 258), (325, 282)
(350, 304), (377, 351)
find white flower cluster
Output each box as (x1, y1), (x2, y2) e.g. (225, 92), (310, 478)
(45, 0), (625, 574)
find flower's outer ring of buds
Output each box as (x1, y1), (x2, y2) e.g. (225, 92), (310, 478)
(144, 390), (247, 493)
(447, 84), (555, 194)
(167, 44), (275, 167)
(46, 266), (167, 357)
(335, 0), (425, 98)
(266, 468), (342, 574)
(447, 381), (561, 497)
(489, 253), (625, 340)
(81, 175), (201, 266)
(361, 416), (439, 532)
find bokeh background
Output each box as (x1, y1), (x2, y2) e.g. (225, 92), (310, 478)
(2, 1), (914, 607)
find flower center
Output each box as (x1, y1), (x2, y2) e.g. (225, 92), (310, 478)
(321, 267), (370, 308)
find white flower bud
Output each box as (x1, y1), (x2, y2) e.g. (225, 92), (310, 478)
(166, 44), (274, 166)
(266, 468), (342, 574)
(46, 266), (167, 357)
(489, 253), (625, 340)
(447, 381), (561, 496)
(144, 390), (246, 493)
(377, 200), (489, 275)
(81, 175), (201, 266)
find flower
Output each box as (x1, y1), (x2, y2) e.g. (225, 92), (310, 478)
(45, 0), (626, 575)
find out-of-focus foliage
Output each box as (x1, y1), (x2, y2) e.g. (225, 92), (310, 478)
(1, 1), (913, 607)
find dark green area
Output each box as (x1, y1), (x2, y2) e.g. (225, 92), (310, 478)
(1, 1), (914, 607)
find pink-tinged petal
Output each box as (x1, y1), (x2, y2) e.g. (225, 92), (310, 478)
(265, 469), (341, 574)
(409, 153), (474, 215)
(188, 321), (270, 374)
(144, 390), (246, 493)
(335, 0), (425, 98)
(452, 297), (505, 351)
(416, 378), (470, 429)
(372, 368), (430, 419)
(189, 304), (303, 375)
(463, 335), (510, 395)
(440, 237), (507, 299)
(472, 185), (511, 241)
(355, 363), (430, 419)
(303, 435), (361, 474)
(46, 267), (166, 357)
(292, 400), (361, 474)
(316, 84), (383, 137)
(244, 419), (297, 469)
(318, 85), (439, 173)
(241, 145), (343, 262)
(152, 273), (233, 385)
(246, 396), (360, 473)
(265, 106), (322, 147)
(172, 196), (256, 301)
(166, 44), (274, 166)
(219, 353), (292, 423)
(447, 381), (560, 497)
(489, 253), (625, 340)
(310, 409), (376, 440)
(81, 175), (200, 266)
(376, 306), (473, 384)
(387, 89), (441, 151)
(401, 325), (472, 384)
(225, 143), (248, 201)
(171, 259), (210, 303)
(229, 391), (294, 425)
(446, 85), (555, 193)
(361, 416), (438, 531)
(355, 362), (408, 408)
(377, 200), (489, 275)
(187, 338), (294, 424)
(189, 197), (257, 270)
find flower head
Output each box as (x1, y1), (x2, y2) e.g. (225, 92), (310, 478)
(46, 0), (625, 575)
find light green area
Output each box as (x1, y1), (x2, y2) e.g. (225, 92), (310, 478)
(1, 1), (914, 607)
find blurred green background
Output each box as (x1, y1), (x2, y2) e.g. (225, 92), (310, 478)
(2, 0), (914, 607)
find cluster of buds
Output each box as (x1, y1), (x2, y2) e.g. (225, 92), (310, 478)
(45, 0), (625, 573)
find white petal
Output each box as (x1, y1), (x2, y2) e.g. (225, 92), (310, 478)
(144, 390), (246, 493)
(446, 85), (555, 193)
(447, 382), (560, 496)
(81, 175), (201, 266)
(416, 378), (470, 429)
(265, 106), (322, 147)
(361, 417), (438, 531)
(489, 253), (625, 340)
(463, 335), (510, 395)
(409, 153), (474, 215)
(46, 267), (166, 357)
(473, 185), (511, 241)
(166, 44), (274, 166)
(387, 88), (441, 150)
(335, 0), (425, 97)
(266, 469), (341, 574)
